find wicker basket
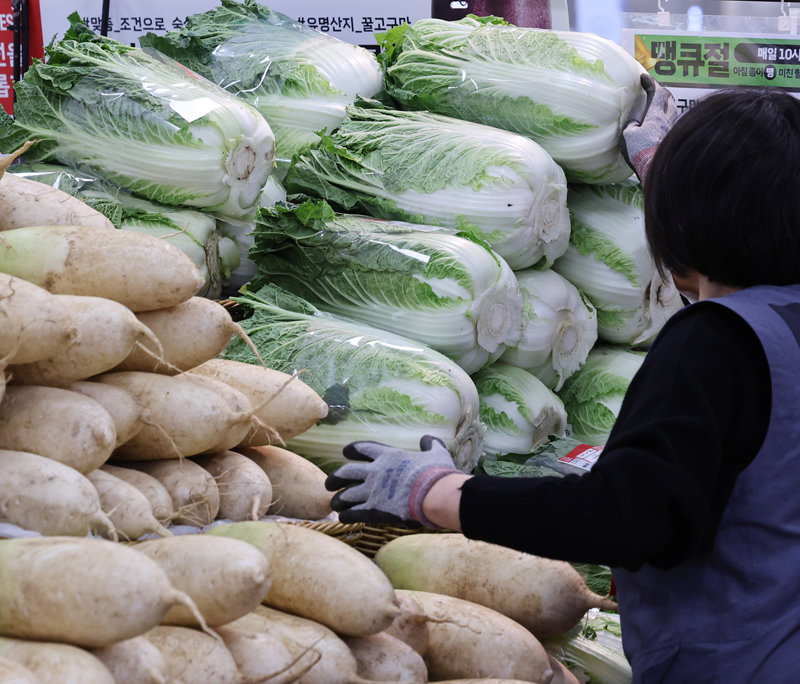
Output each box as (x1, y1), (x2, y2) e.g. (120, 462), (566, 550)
(292, 519), (442, 558)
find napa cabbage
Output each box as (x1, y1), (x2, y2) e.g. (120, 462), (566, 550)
(500, 267), (598, 391)
(553, 182), (683, 346)
(473, 362), (567, 458)
(377, 15), (646, 184)
(221, 284), (484, 471)
(140, 0), (382, 171)
(248, 199), (523, 373)
(284, 97), (570, 270)
(545, 610), (631, 684)
(557, 345), (645, 445)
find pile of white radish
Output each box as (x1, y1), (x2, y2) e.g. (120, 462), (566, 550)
(0, 147), (617, 683)
(0, 204), (332, 539)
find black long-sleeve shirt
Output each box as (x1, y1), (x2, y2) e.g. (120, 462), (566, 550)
(459, 301), (771, 572)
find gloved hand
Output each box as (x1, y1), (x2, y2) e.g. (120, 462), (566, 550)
(325, 435), (459, 527)
(621, 74), (678, 184)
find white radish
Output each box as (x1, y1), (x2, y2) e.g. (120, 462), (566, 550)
(0, 449), (115, 538)
(234, 607), (364, 684)
(181, 374), (253, 452)
(86, 468), (172, 541)
(128, 458), (220, 527)
(0, 536), (210, 648)
(0, 385), (116, 473)
(0, 273), (72, 365)
(135, 534), (272, 627)
(344, 631), (429, 683)
(0, 144), (115, 232)
(194, 450), (272, 521)
(10, 295), (165, 386)
(207, 521), (399, 637)
(188, 358), (329, 444)
(0, 655), (39, 684)
(0, 224), (205, 311)
(0, 637), (114, 684)
(375, 533), (617, 638)
(100, 463), (175, 525)
(96, 371), (252, 460)
(548, 656), (583, 684)
(92, 636), (168, 684)
(216, 622), (315, 684)
(142, 626), (241, 684)
(397, 589), (552, 683)
(114, 297), (242, 373)
(67, 380), (148, 448)
(384, 592), (431, 657)
(239, 445), (332, 520)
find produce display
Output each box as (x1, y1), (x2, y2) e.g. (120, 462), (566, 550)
(0, 3), (677, 682)
(0, 13), (275, 223)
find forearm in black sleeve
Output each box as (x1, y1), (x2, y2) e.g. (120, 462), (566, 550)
(459, 304), (768, 571)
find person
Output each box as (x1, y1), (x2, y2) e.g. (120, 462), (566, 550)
(324, 80), (800, 682)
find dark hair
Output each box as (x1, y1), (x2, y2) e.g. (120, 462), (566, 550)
(644, 87), (800, 287)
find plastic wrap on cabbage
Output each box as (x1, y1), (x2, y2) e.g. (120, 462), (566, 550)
(500, 267), (598, 391)
(378, 15), (646, 184)
(553, 182), (683, 346)
(221, 284), (484, 471)
(557, 345), (645, 445)
(248, 199), (523, 373)
(140, 0), (382, 172)
(473, 362), (567, 458)
(0, 12), (275, 222)
(8, 162), (240, 298)
(284, 97), (570, 270)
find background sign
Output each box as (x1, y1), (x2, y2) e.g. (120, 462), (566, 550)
(39, 0), (431, 52)
(0, 2), (18, 114)
(623, 28), (800, 112)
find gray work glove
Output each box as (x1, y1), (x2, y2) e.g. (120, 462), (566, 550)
(621, 74), (678, 184)
(325, 435), (459, 527)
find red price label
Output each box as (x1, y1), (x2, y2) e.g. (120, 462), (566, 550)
(0, 0), (44, 115)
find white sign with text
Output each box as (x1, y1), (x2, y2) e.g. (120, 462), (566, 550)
(40, 0), (431, 49)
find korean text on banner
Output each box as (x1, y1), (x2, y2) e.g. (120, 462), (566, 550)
(623, 27), (800, 112)
(0, 0), (43, 115)
(39, 0), (430, 52)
